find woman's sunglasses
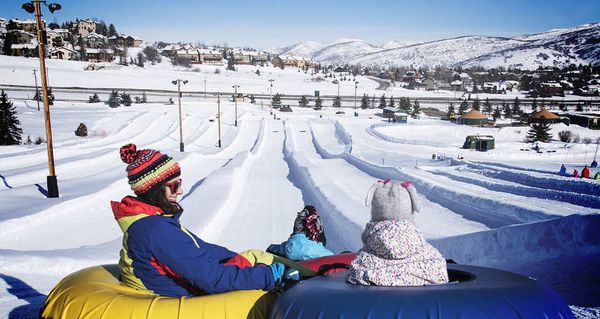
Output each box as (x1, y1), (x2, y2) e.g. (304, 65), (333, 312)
(165, 179), (182, 193)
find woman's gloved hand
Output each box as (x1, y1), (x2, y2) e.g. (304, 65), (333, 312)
(269, 262), (285, 283)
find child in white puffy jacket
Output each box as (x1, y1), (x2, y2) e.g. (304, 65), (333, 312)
(347, 180), (449, 286)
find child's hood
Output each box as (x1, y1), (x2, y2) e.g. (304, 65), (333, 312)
(361, 220), (427, 259)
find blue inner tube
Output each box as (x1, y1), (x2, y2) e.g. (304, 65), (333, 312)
(271, 264), (573, 319)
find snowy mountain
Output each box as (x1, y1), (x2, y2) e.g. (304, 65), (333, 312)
(459, 23), (600, 69)
(270, 23), (599, 70)
(344, 36), (528, 68)
(311, 39), (380, 64)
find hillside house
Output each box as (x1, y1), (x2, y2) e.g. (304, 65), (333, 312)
(176, 47), (200, 63)
(408, 80), (428, 91)
(272, 56), (284, 68)
(421, 77), (436, 90)
(8, 19), (41, 33)
(82, 32), (107, 49)
(539, 82), (564, 96)
(85, 48), (113, 63)
(45, 30), (64, 48)
(49, 46), (79, 60)
(0, 18), (6, 29)
(233, 50), (253, 64)
(108, 34), (142, 48)
(76, 19), (97, 37)
(253, 52), (268, 65)
(10, 43), (37, 57)
(198, 48), (223, 65)
(450, 80), (464, 91)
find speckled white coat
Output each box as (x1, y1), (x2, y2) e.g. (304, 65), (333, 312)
(347, 220), (449, 286)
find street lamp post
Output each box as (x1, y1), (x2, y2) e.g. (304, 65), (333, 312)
(354, 80), (359, 109)
(337, 80), (340, 97)
(268, 79), (274, 115)
(172, 79), (188, 152)
(204, 77), (207, 99)
(232, 84), (240, 127)
(23, 0), (62, 198)
(216, 94), (222, 147)
(33, 69), (40, 111)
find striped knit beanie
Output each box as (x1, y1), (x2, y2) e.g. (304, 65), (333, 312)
(119, 143), (181, 195)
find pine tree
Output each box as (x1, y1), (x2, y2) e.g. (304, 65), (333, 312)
(249, 95), (256, 104)
(412, 100), (421, 117)
(493, 106), (502, 121)
(559, 103), (568, 112)
(512, 97), (521, 117)
(502, 101), (512, 118)
(136, 52), (145, 68)
(378, 94), (387, 109)
(227, 52), (235, 71)
(472, 97), (481, 111)
(34, 88), (55, 105)
(576, 102), (583, 112)
(314, 96), (322, 110)
(458, 100), (469, 115)
(525, 122), (552, 143)
(360, 94), (369, 109)
(531, 98), (538, 112)
(120, 93), (132, 106)
(272, 93), (282, 109)
(298, 96), (309, 108)
(141, 92), (148, 103)
(447, 102), (455, 119)
(108, 90), (120, 108)
(483, 98), (493, 114)
(0, 91), (22, 145)
(389, 96), (395, 108)
(333, 96), (342, 108)
(108, 24), (118, 37)
(88, 93), (100, 103)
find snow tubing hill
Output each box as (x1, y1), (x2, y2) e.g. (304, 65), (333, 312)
(39, 264), (275, 319)
(271, 263), (574, 319)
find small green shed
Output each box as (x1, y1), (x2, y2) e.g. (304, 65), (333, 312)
(463, 135), (495, 151)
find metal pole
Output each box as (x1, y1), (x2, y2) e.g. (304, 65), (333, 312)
(35, 0), (59, 198)
(337, 81), (340, 97)
(233, 85), (238, 127)
(354, 81), (358, 109)
(33, 69), (40, 111)
(177, 80), (184, 152)
(204, 77), (207, 99)
(217, 94), (222, 147)
(268, 79), (274, 115)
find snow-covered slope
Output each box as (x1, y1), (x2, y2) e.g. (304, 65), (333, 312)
(345, 36), (527, 67)
(270, 23), (600, 70)
(311, 39), (380, 64)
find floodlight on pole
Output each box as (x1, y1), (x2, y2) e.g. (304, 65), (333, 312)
(232, 85), (240, 127)
(268, 79), (274, 115)
(354, 80), (359, 109)
(172, 79), (187, 152)
(23, 0), (61, 198)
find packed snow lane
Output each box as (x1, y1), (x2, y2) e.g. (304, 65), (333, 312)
(312, 118), (566, 228)
(215, 119), (304, 252)
(309, 118), (488, 238)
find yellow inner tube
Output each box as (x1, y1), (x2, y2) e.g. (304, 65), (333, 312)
(40, 264), (276, 319)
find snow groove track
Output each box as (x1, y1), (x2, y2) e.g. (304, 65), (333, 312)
(313, 119), (563, 229)
(282, 120), (364, 253)
(180, 118), (276, 245)
(465, 161), (600, 196)
(427, 167), (600, 209)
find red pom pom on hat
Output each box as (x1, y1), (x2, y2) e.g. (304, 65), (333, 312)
(120, 143), (138, 164)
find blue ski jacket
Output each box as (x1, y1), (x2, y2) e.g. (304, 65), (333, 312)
(111, 196), (275, 297)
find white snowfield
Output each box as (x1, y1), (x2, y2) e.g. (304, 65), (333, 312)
(0, 57), (599, 318)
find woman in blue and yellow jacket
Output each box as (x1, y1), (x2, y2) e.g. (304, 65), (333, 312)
(111, 143), (284, 297)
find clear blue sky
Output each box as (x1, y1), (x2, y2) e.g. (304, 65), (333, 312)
(2, 0), (599, 49)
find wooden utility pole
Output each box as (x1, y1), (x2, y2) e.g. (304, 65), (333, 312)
(34, 0), (59, 197)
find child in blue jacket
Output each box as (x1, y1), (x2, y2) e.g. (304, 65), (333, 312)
(267, 205), (333, 261)
(111, 144), (284, 297)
